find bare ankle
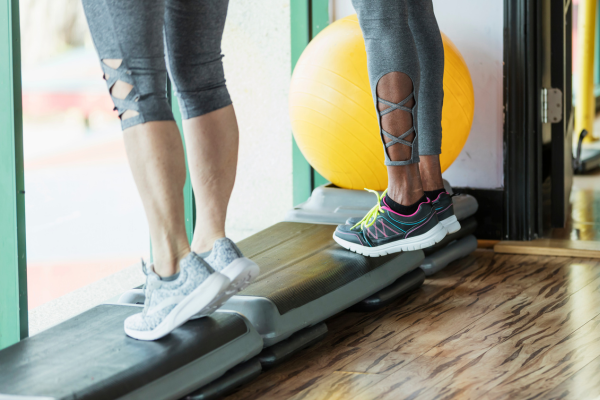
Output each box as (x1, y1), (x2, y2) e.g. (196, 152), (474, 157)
(419, 155), (445, 192)
(191, 232), (226, 255)
(387, 164), (425, 205)
(153, 253), (188, 278)
(152, 241), (190, 277)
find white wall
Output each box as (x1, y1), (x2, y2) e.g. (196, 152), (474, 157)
(222, 1), (293, 241)
(331, 0), (505, 189)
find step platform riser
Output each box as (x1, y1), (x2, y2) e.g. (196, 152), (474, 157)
(221, 249), (423, 347)
(421, 235), (478, 277)
(183, 358), (262, 400)
(354, 267), (426, 312)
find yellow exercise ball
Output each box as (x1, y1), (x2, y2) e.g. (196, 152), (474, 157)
(289, 15), (475, 191)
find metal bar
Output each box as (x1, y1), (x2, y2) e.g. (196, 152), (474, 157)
(575, 0), (598, 142)
(595, 0), (600, 87)
(0, 0), (28, 350)
(503, 0), (543, 240)
(550, 0), (574, 228)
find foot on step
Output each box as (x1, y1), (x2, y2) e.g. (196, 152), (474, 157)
(428, 191), (461, 234)
(333, 189), (446, 257)
(124, 253), (231, 341)
(204, 238), (260, 295)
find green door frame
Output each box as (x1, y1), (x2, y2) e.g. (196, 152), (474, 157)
(150, 83), (194, 260)
(291, 0), (330, 206)
(169, 83), (195, 241)
(0, 0), (28, 350)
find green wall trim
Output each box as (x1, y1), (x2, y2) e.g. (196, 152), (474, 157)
(310, 0), (330, 189)
(291, 0), (330, 206)
(291, 0), (312, 206)
(0, 0), (28, 350)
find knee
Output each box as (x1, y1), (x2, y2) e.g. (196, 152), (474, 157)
(101, 57), (173, 129)
(168, 53), (232, 120)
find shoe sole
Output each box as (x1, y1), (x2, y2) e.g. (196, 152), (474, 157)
(221, 257), (260, 295)
(124, 272), (231, 341)
(333, 222), (447, 257)
(189, 257), (260, 320)
(441, 215), (461, 234)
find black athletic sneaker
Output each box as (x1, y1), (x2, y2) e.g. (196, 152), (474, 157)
(430, 191), (461, 234)
(333, 189), (447, 257)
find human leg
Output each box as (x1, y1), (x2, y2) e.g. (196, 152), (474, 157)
(164, 0), (237, 254)
(165, 0), (259, 291)
(406, 1), (459, 232)
(352, 0), (425, 207)
(333, 0), (446, 256)
(82, 0), (190, 278)
(406, 0), (445, 193)
(82, 0), (232, 340)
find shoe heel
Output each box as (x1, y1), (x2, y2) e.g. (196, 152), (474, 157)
(224, 258), (260, 295)
(446, 220), (461, 234)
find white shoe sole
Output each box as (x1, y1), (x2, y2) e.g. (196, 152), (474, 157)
(220, 257), (260, 295)
(333, 222), (447, 257)
(124, 272), (231, 341)
(441, 215), (461, 234)
(189, 257), (260, 320)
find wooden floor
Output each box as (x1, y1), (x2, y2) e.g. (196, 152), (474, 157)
(226, 250), (600, 400)
(495, 169), (600, 258)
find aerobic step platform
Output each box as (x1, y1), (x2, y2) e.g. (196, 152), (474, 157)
(353, 217), (478, 311)
(421, 217), (478, 276)
(288, 181), (479, 280)
(0, 307), (262, 400)
(221, 222), (424, 347)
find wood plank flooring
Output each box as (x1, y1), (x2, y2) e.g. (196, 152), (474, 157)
(494, 238), (600, 258)
(225, 250), (600, 400)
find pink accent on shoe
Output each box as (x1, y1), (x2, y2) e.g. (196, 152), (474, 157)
(337, 231), (364, 245)
(436, 203), (453, 214)
(367, 219), (402, 240)
(432, 192), (449, 202)
(382, 197), (431, 218)
(405, 212), (435, 238)
(382, 220), (400, 235)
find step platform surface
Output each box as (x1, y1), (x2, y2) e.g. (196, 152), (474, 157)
(0, 306), (262, 400)
(221, 222), (424, 346)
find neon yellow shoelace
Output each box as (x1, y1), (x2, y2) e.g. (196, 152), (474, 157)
(351, 188), (388, 230)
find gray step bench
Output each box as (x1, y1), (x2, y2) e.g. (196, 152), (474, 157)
(221, 222), (424, 351)
(0, 306), (262, 400)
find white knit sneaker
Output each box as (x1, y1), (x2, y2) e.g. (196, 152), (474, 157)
(204, 237), (260, 295)
(124, 252), (230, 341)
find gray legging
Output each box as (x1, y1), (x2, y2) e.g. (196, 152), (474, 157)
(81, 0), (231, 130)
(352, 0), (444, 166)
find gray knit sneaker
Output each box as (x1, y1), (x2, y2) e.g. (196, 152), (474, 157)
(204, 238), (260, 295)
(124, 252), (230, 341)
